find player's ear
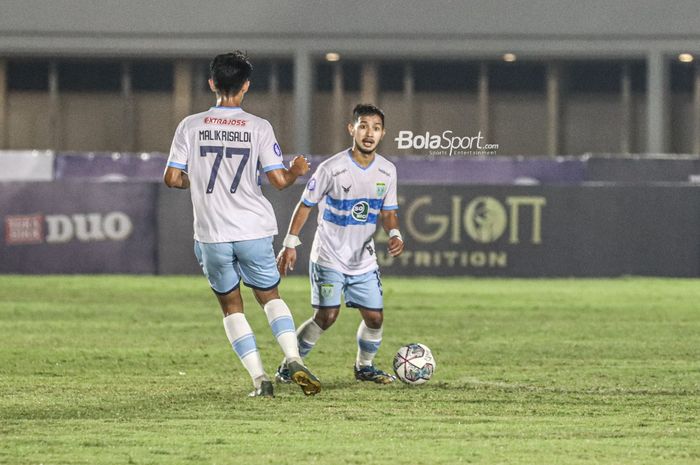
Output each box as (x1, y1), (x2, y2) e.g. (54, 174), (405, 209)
(208, 78), (217, 93)
(347, 122), (355, 136)
(241, 80), (250, 94)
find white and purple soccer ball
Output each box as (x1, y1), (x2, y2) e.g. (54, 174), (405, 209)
(393, 343), (436, 385)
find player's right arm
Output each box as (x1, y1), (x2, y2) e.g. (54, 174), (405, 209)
(276, 201), (313, 276)
(164, 119), (190, 189)
(276, 165), (330, 276)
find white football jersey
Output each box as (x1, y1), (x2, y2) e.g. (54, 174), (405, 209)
(301, 149), (399, 275)
(167, 106), (285, 243)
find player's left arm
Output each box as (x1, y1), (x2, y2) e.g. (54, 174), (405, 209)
(164, 119), (190, 189)
(380, 209), (404, 257)
(381, 168), (403, 257)
(259, 120), (310, 190)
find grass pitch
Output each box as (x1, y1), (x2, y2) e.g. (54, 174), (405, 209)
(1, 275), (699, 464)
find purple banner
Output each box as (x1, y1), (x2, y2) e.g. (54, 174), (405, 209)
(52, 151), (587, 185)
(383, 155), (586, 185)
(51, 151), (700, 185)
(54, 152), (169, 181)
(0, 182), (157, 273)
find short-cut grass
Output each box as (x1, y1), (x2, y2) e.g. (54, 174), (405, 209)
(1, 275), (699, 464)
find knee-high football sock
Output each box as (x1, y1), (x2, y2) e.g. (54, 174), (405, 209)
(223, 313), (267, 388)
(356, 320), (382, 368)
(263, 299), (303, 364)
(296, 318), (325, 358)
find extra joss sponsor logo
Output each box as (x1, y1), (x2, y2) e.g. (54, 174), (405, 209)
(204, 117), (247, 126)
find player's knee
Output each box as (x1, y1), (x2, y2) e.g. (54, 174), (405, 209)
(215, 288), (244, 316)
(314, 308), (339, 330)
(252, 287), (280, 306)
(362, 310), (383, 329)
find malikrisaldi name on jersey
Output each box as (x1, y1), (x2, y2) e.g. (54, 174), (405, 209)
(198, 130), (251, 143)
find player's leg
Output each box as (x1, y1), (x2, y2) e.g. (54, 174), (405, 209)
(252, 284), (321, 396)
(234, 237), (320, 395)
(300, 261), (344, 355)
(298, 305), (339, 356)
(310, 306), (340, 330)
(275, 261), (342, 383)
(233, 237), (299, 361)
(195, 241), (272, 397)
(346, 269), (395, 384)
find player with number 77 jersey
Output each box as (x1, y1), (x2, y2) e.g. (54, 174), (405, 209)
(164, 51), (321, 399)
(166, 102), (298, 243)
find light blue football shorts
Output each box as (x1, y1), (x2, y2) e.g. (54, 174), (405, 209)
(310, 261), (383, 311)
(194, 236), (281, 295)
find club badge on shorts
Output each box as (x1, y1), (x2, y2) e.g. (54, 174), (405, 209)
(320, 283), (334, 299)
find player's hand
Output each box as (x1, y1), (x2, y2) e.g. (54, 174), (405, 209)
(276, 247), (298, 276)
(388, 237), (404, 257)
(289, 156), (310, 177)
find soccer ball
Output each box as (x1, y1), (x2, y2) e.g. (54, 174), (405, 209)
(392, 343), (436, 385)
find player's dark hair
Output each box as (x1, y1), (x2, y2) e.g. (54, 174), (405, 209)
(352, 103), (385, 127)
(209, 51), (253, 96)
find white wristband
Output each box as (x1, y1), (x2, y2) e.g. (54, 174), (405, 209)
(389, 229), (403, 241)
(283, 234), (302, 248)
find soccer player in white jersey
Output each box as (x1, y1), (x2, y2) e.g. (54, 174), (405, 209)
(276, 104), (404, 384)
(163, 51), (321, 397)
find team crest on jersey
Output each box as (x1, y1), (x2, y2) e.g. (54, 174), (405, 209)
(307, 178), (316, 191)
(352, 201), (369, 222)
(320, 284), (334, 299)
(375, 182), (386, 197)
(273, 143), (282, 157)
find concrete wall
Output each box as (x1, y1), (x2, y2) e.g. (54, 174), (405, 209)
(7, 92), (51, 149)
(2, 85), (669, 156)
(134, 93), (175, 153)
